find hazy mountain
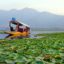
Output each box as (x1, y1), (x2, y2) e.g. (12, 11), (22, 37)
(0, 8), (64, 30)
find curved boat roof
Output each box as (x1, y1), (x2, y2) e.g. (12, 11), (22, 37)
(19, 21), (30, 27)
(9, 20), (30, 27)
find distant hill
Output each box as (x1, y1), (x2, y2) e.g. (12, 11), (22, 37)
(0, 8), (64, 30)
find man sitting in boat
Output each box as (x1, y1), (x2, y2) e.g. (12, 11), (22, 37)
(5, 17), (30, 38)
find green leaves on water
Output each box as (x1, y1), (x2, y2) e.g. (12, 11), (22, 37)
(0, 33), (64, 63)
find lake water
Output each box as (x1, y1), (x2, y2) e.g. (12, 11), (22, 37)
(30, 30), (64, 38)
(0, 31), (64, 39)
(31, 30), (64, 34)
(0, 34), (8, 39)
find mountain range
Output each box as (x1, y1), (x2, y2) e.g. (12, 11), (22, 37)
(0, 8), (64, 30)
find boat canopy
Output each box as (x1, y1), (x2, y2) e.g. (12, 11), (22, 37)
(9, 20), (30, 27)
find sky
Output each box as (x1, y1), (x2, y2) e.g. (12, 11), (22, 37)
(0, 0), (64, 15)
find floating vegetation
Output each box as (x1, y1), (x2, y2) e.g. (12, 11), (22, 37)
(0, 33), (64, 64)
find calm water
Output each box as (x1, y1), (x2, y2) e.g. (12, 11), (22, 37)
(0, 34), (8, 39)
(30, 30), (64, 38)
(0, 31), (64, 39)
(31, 30), (64, 35)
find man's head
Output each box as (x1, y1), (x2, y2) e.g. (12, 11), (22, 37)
(12, 17), (16, 21)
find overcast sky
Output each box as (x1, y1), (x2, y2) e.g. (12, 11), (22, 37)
(0, 0), (64, 15)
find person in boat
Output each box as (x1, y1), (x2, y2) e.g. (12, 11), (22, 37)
(9, 17), (30, 32)
(9, 17), (23, 32)
(6, 17), (30, 38)
(9, 17), (16, 31)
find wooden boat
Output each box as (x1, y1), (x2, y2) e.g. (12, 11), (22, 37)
(5, 18), (30, 39)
